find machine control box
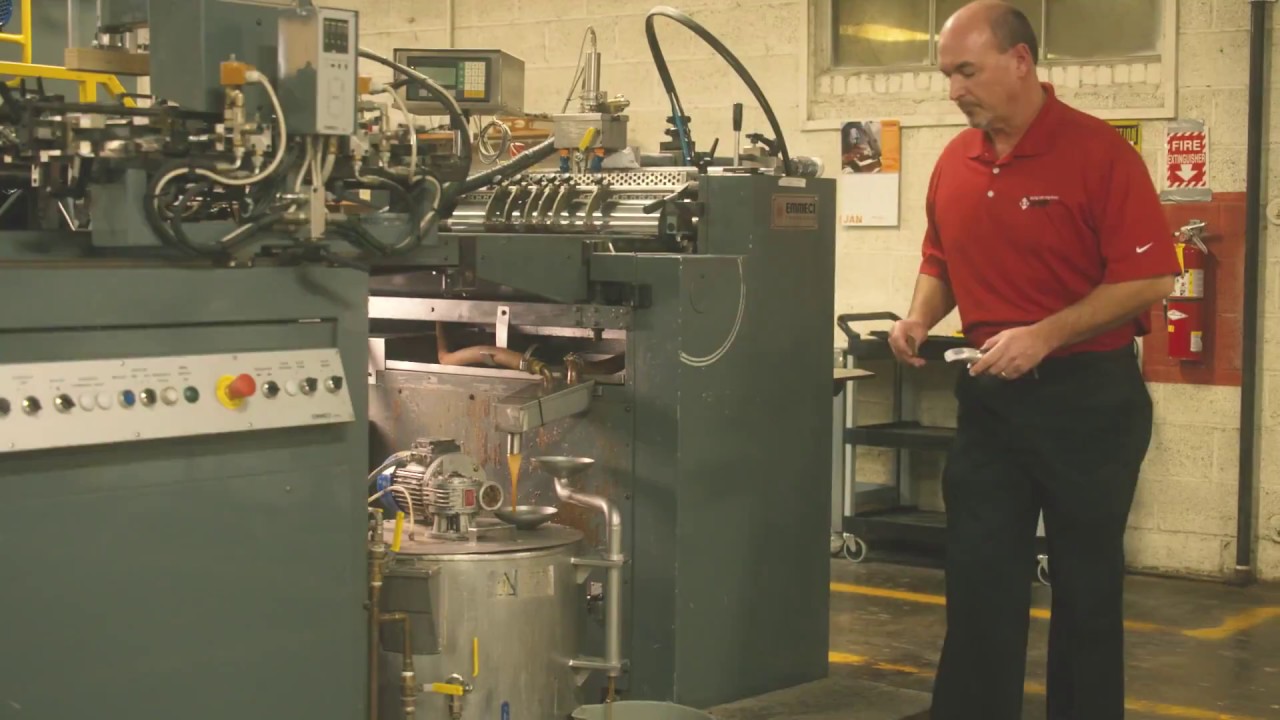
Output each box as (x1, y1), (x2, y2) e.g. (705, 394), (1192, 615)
(0, 349), (355, 453)
(278, 6), (358, 135)
(393, 48), (524, 115)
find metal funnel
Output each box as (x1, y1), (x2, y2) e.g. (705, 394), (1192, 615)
(533, 456), (595, 480)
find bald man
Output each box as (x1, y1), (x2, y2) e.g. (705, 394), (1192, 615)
(888, 2), (1180, 719)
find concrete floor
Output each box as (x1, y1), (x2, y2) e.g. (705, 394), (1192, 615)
(710, 559), (1280, 720)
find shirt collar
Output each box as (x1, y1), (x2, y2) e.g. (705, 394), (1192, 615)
(966, 82), (1063, 161)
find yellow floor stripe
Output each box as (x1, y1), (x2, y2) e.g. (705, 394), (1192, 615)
(831, 582), (1272, 638)
(831, 582), (1166, 633)
(1181, 606), (1280, 640)
(829, 652), (1261, 720)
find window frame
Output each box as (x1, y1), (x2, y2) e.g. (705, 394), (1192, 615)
(802, 0), (1179, 130)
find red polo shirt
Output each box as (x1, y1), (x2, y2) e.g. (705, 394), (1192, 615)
(920, 84), (1182, 355)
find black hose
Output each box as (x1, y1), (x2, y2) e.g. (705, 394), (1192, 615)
(644, 5), (794, 176)
(339, 174), (427, 255)
(245, 141), (304, 220)
(357, 47), (472, 170)
(1234, 0), (1270, 587)
(144, 160), (285, 258)
(452, 137), (556, 198)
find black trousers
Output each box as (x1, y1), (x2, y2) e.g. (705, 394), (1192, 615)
(930, 346), (1153, 720)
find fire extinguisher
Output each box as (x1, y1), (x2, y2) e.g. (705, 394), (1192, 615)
(1166, 219), (1210, 361)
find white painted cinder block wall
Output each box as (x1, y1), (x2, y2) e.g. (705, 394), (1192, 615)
(342, 0), (1280, 579)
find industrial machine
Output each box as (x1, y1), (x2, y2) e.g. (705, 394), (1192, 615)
(368, 7), (837, 714)
(0, 1), (835, 718)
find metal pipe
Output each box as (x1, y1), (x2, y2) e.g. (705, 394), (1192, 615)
(553, 476), (623, 682)
(435, 321), (545, 375)
(368, 513), (387, 720)
(379, 612), (417, 718)
(1233, 0), (1271, 587)
(506, 431), (523, 457)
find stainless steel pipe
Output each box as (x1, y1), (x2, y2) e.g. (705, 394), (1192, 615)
(553, 476), (624, 679)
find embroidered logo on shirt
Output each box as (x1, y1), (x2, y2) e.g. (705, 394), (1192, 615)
(1020, 195), (1060, 210)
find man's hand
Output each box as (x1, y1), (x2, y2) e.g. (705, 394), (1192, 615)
(889, 319), (930, 368)
(968, 325), (1057, 379)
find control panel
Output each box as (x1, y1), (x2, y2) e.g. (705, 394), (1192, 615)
(278, 6), (357, 135)
(0, 349), (355, 454)
(393, 48), (525, 115)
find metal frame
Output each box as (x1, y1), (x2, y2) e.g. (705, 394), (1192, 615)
(368, 297), (633, 331)
(0, 0), (135, 104)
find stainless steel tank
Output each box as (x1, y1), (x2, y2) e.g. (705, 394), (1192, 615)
(377, 520), (585, 719)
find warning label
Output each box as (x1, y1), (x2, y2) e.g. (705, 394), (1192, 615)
(1109, 120), (1142, 153)
(1165, 122), (1208, 189)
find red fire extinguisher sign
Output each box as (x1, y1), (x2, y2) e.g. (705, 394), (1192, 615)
(1166, 220), (1209, 361)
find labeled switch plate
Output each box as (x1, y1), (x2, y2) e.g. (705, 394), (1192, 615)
(0, 349), (354, 454)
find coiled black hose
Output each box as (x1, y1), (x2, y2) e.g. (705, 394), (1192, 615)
(644, 5), (794, 175)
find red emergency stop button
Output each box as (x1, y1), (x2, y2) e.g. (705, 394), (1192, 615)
(216, 373), (257, 409)
(227, 374), (256, 399)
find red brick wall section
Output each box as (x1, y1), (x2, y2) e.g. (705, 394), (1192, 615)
(1141, 192), (1245, 387)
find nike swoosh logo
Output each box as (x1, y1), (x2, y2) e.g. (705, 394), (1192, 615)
(1136, 243), (1153, 253)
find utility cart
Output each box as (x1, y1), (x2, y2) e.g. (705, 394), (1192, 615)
(832, 312), (1050, 585)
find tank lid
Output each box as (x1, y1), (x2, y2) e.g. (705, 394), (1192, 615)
(383, 519), (583, 556)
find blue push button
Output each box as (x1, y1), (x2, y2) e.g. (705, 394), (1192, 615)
(119, 390), (137, 408)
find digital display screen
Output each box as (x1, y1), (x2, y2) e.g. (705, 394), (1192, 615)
(401, 55), (490, 104)
(322, 18), (349, 54)
(419, 64), (458, 88)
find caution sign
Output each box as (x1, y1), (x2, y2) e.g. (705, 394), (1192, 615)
(1162, 119), (1210, 203)
(1108, 120), (1141, 153)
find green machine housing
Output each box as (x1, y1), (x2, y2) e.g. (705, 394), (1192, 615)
(0, 254), (371, 719)
(368, 170), (837, 708)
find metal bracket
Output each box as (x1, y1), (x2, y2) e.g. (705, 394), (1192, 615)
(496, 305), (510, 348)
(572, 555), (623, 584)
(568, 656), (628, 687)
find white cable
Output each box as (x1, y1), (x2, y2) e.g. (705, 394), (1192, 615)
(680, 257), (747, 367)
(293, 136), (315, 194)
(476, 118), (512, 165)
(196, 71), (288, 187)
(383, 86), (418, 180)
(416, 174), (442, 238)
(311, 136), (322, 193)
(151, 165), (282, 250)
(321, 136), (337, 183)
(368, 484), (416, 539)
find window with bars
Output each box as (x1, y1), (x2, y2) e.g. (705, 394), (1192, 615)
(832, 0), (1163, 70)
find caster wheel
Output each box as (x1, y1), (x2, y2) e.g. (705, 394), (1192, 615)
(829, 534), (845, 557)
(1036, 555), (1051, 586)
(842, 535), (868, 563)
